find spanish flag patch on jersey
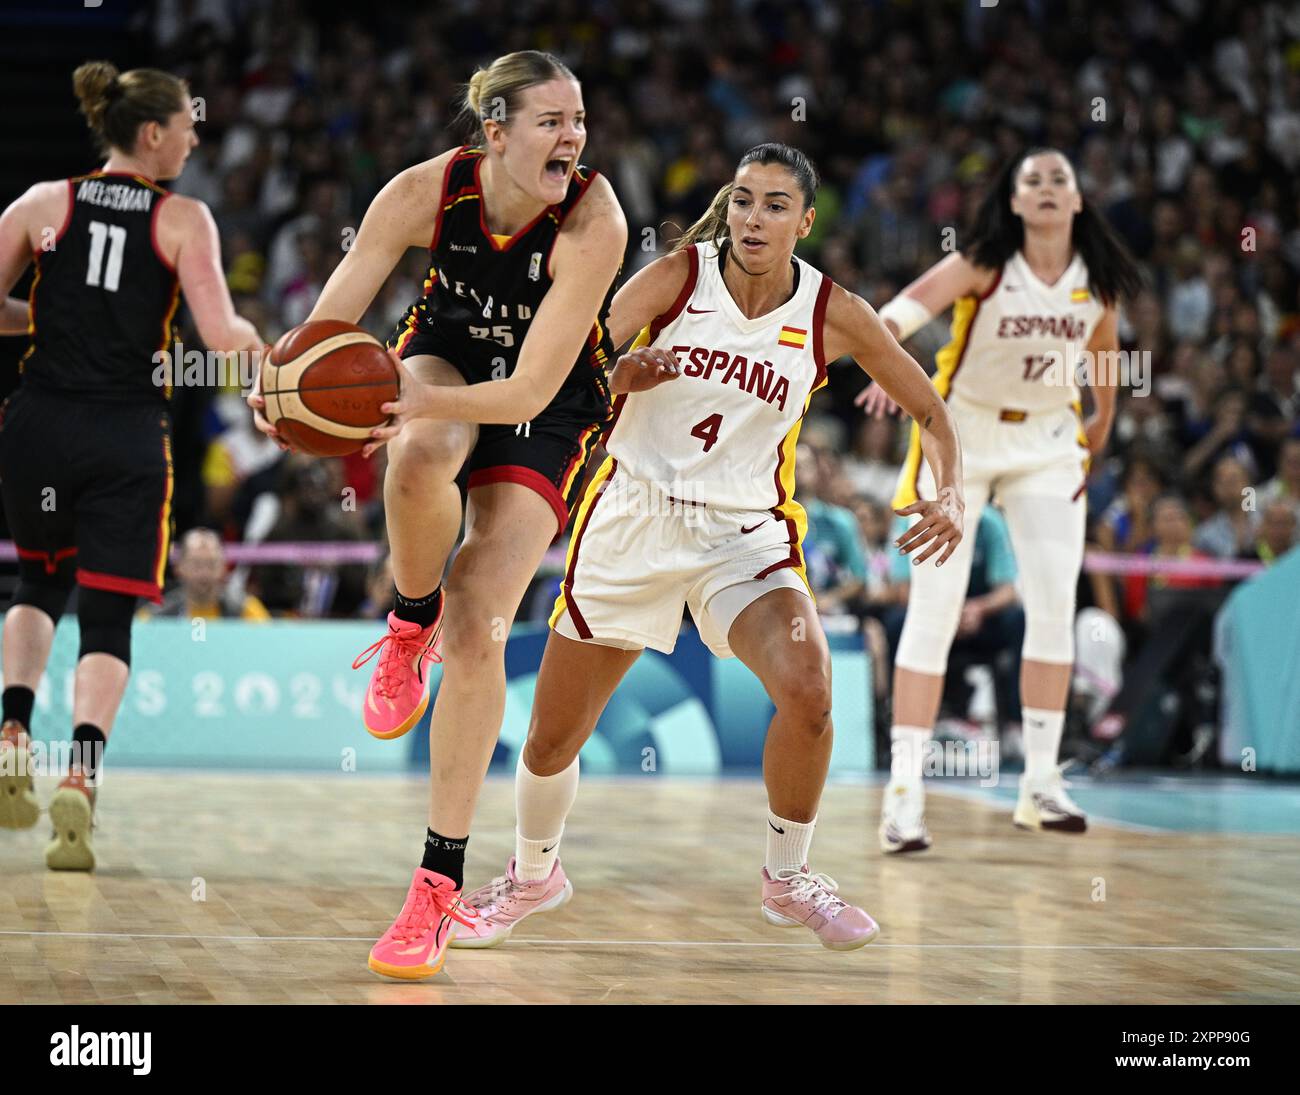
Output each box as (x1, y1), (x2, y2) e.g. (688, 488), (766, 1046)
(778, 325), (807, 349)
(1070, 287), (1091, 303)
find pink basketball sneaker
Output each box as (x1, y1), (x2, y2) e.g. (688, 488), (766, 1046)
(352, 609), (442, 740)
(368, 867), (477, 980)
(761, 866), (879, 951)
(451, 857), (573, 949)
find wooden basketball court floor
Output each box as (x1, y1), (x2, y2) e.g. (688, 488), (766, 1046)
(2, 770), (1298, 1004)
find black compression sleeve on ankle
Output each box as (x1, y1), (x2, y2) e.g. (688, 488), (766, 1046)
(72, 724), (106, 782)
(393, 586), (443, 629)
(2, 686), (35, 732)
(420, 828), (468, 888)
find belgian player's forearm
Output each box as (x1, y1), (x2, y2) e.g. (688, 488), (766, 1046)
(424, 372), (554, 425)
(0, 296), (28, 335)
(201, 313), (263, 356)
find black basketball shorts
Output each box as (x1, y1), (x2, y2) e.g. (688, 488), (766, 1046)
(0, 386), (173, 602)
(392, 325), (611, 534)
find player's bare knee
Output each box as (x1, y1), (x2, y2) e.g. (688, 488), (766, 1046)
(769, 663), (832, 733)
(439, 602), (508, 667)
(521, 731), (581, 775)
(387, 423), (468, 487)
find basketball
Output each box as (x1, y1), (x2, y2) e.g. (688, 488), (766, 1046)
(261, 319), (398, 456)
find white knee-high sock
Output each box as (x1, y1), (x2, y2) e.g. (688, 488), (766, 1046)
(890, 724), (932, 786)
(514, 752), (580, 882)
(766, 811), (816, 876)
(1022, 707), (1065, 781)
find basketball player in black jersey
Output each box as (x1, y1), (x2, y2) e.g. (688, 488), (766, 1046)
(245, 50), (626, 979)
(0, 62), (264, 869)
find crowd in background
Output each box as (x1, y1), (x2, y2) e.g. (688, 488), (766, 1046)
(133, 0), (1300, 757)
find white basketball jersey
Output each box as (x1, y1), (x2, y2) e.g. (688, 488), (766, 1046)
(606, 241), (832, 512)
(939, 250), (1106, 413)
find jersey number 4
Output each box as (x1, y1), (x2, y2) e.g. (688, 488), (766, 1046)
(690, 412), (723, 453)
(85, 221), (127, 292)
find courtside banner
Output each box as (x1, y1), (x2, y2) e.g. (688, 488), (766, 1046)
(6, 619), (873, 774)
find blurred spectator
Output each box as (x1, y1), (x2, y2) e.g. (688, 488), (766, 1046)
(202, 390), (287, 536)
(1246, 500), (1298, 564)
(1257, 435), (1300, 524)
(841, 416), (904, 506)
(795, 443), (865, 615)
(1097, 495), (1229, 760)
(359, 552), (396, 620)
(1123, 495), (1223, 628)
(1193, 455), (1259, 558)
(147, 529), (270, 621)
(847, 497), (903, 725)
(250, 458), (368, 617)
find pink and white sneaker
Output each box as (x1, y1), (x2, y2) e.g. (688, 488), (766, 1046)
(368, 867), (477, 980)
(451, 857), (573, 949)
(352, 609), (442, 740)
(761, 866), (879, 951)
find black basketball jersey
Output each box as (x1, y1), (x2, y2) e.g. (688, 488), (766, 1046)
(390, 146), (618, 407)
(21, 172), (180, 404)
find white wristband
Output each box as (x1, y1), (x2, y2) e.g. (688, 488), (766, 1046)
(878, 296), (934, 342)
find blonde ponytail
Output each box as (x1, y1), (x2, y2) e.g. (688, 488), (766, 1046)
(71, 61), (188, 155)
(73, 60), (121, 133)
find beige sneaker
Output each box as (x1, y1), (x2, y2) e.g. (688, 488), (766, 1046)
(0, 720), (39, 830)
(46, 771), (96, 871)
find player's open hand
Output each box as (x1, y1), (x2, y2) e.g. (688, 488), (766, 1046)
(854, 381), (900, 418)
(246, 345), (289, 450)
(893, 491), (964, 567)
(610, 346), (681, 394)
(363, 352), (436, 458)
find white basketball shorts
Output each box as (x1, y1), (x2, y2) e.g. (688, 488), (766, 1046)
(550, 461), (811, 658)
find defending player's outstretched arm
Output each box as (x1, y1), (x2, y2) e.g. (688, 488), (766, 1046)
(823, 281), (966, 566)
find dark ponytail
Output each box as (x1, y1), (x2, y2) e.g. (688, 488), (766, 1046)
(671, 142), (820, 254)
(963, 148), (1143, 306)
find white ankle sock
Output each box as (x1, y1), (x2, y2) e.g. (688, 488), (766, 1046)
(889, 724), (931, 785)
(514, 752), (579, 882)
(766, 811), (816, 876)
(1022, 707), (1065, 781)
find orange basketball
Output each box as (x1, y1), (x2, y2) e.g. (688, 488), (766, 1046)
(261, 320), (398, 456)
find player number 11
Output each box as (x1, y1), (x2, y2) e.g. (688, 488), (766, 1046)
(85, 220), (127, 292)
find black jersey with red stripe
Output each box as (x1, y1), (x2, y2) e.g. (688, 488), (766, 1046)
(390, 146), (617, 407)
(21, 172), (180, 404)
